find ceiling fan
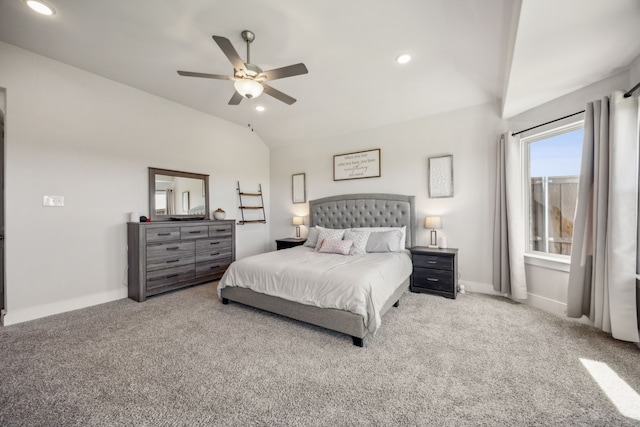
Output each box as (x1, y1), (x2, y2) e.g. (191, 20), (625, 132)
(177, 30), (308, 105)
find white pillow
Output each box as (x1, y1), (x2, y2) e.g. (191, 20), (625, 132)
(318, 238), (353, 255)
(365, 230), (404, 253)
(314, 228), (346, 251)
(343, 230), (371, 255)
(351, 226), (407, 248)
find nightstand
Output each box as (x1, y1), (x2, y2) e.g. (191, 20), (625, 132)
(276, 238), (306, 250)
(410, 247), (458, 299)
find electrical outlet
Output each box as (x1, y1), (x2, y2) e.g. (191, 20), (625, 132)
(43, 195), (64, 207)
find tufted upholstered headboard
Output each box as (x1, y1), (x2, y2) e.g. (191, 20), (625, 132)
(308, 193), (416, 248)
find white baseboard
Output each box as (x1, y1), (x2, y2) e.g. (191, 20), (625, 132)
(3, 288), (128, 326)
(459, 280), (503, 296)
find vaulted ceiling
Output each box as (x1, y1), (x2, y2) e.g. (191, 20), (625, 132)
(1, 0), (639, 148)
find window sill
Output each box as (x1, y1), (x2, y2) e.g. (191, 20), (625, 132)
(524, 253), (570, 273)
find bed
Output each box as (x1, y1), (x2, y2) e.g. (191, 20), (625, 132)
(218, 193), (416, 346)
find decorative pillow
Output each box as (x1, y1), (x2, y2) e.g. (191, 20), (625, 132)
(314, 228), (346, 251)
(352, 226), (406, 248)
(343, 230), (371, 255)
(319, 239), (353, 255)
(303, 227), (320, 248)
(365, 230), (404, 253)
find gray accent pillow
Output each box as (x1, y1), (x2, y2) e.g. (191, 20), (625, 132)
(314, 228), (346, 251)
(366, 230), (404, 253)
(344, 230), (371, 255)
(303, 227), (320, 248)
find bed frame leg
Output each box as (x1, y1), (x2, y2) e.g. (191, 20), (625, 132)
(222, 298), (229, 305)
(393, 299), (400, 307)
(352, 337), (364, 347)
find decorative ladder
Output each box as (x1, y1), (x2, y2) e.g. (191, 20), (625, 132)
(237, 182), (266, 225)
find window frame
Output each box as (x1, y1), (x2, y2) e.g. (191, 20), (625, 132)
(521, 120), (584, 261)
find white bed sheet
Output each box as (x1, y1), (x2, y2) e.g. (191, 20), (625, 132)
(218, 246), (412, 333)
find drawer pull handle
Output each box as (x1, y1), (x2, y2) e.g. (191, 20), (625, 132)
(210, 265), (220, 270)
(427, 278), (439, 282)
(210, 252), (221, 256)
(166, 274), (179, 279)
(166, 259), (179, 264)
(158, 233), (171, 236)
(166, 247), (180, 251)
(189, 231), (202, 234)
(427, 261), (437, 264)
(210, 242), (220, 245)
(216, 228), (226, 232)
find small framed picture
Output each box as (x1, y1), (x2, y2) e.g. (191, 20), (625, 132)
(292, 173), (306, 203)
(428, 155), (453, 198)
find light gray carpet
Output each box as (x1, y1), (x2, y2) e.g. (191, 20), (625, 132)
(1, 284), (639, 426)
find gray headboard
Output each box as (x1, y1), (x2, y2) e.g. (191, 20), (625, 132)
(309, 193), (416, 248)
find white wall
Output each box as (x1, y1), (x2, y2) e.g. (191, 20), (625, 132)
(270, 103), (505, 293)
(0, 42), (271, 325)
(506, 68), (633, 316)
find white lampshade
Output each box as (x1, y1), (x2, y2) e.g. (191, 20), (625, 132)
(424, 216), (442, 230)
(292, 216), (304, 225)
(234, 78), (264, 99)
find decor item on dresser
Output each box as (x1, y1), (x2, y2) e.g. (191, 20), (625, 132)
(410, 247), (458, 299)
(148, 167), (209, 221)
(213, 208), (226, 220)
(424, 216), (442, 248)
(333, 149), (381, 181)
(219, 193), (416, 347)
(292, 216), (304, 238)
(275, 237), (306, 250)
(292, 173), (306, 203)
(428, 155), (453, 198)
(128, 220), (235, 302)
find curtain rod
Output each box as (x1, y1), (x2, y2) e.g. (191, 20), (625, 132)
(511, 110), (584, 136)
(512, 81), (640, 136)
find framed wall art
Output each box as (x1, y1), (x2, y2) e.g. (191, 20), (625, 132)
(292, 173), (306, 203)
(428, 155), (453, 198)
(333, 148), (381, 181)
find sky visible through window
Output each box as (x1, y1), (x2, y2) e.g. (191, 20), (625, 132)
(529, 128), (583, 178)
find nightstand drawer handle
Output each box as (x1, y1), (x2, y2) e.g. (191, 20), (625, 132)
(427, 278), (439, 282)
(427, 261), (437, 264)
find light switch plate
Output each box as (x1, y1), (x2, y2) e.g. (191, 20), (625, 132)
(43, 195), (64, 207)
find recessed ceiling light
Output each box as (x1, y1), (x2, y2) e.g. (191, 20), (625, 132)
(24, 0), (56, 15)
(396, 54), (411, 64)
(255, 105), (265, 112)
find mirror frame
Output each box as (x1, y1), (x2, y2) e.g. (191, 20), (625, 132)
(148, 167), (210, 221)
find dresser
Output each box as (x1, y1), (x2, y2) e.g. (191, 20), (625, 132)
(127, 220), (235, 302)
(410, 247), (458, 299)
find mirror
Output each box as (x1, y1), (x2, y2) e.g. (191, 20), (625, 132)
(149, 167), (209, 221)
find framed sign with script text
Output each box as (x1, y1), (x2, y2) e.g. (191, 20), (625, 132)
(333, 149), (381, 181)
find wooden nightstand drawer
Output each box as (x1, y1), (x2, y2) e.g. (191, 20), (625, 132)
(412, 268), (455, 293)
(413, 255), (453, 271)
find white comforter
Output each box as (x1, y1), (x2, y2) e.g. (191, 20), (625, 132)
(218, 246), (412, 333)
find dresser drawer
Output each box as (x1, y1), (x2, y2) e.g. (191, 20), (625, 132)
(196, 238), (232, 252)
(413, 255), (453, 271)
(147, 241), (195, 263)
(209, 224), (233, 237)
(146, 264), (195, 290)
(180, 225), (209, 240)
(412, 268), (455, 293)
(196, 258), (232, 278)
(196, 247), (232, 263)
(146, 227), (180, 242)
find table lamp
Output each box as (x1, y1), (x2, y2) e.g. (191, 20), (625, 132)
(292, 216), (304, 238)
(424, 216), (442, 248)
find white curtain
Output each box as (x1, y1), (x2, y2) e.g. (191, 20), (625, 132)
(567, 91), (639, 343)
(493, 132), (528, 300)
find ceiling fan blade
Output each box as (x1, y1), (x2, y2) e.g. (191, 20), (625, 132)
(212, 35), (246, 72)
(262, 83), (297, 105)
(261, 63), (308, 81)
(228, 91), (244, 105)
(177, 70), (234, 80)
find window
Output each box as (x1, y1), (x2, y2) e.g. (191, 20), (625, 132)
(523, 122), (583, 256)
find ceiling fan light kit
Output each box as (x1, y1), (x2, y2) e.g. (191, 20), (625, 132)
(177, 30), (308, 105)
